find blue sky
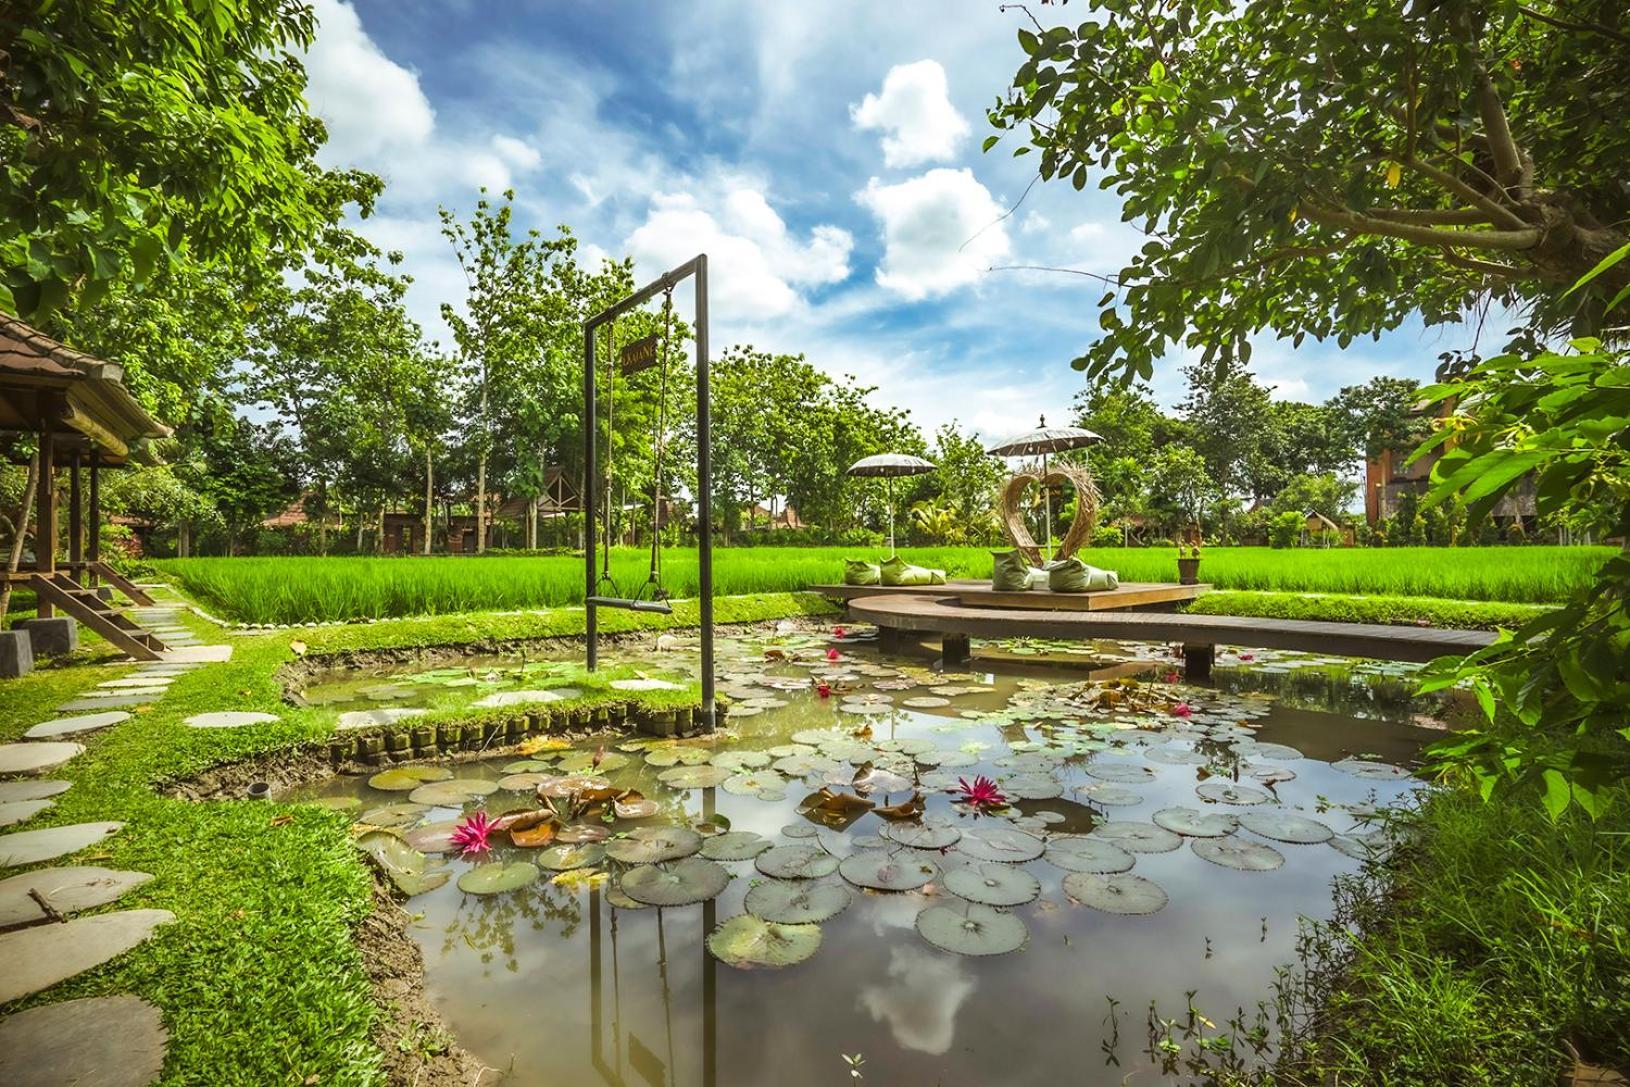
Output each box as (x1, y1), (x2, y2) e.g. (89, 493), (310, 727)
(302, 0), (1484, 441)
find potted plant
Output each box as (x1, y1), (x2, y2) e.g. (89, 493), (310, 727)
(1176, 543), (1202, 585)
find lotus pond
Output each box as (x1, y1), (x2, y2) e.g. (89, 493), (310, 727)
(290, 627), (1438, 1086)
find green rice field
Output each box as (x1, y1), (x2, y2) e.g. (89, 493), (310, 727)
(151, 545), (1611, 624)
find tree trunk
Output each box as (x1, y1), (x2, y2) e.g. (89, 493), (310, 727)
(423, 449), (433, 555)
(476, 449), (487, 554)
(0, 451), (41, 627)
(178, 518), (191, 558)
(527, 497), (538, 550)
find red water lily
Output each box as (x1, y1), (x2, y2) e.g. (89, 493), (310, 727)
(816, 682), (832, 698)
(833, 626), (846, 637)
(955, 775), (1008, 811)
(826, 647), (841, 661)
(1164, 671), (1181, 684)
(450, 811), (496, 856)
(1171, 702), (1192, 718)
(1240, 652), (1255, 662)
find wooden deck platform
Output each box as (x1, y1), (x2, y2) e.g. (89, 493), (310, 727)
(811, 580), (1207, 612)
(842, 591), (1494, 671)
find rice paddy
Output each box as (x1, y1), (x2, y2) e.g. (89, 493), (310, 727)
(151, 545), (1609, 623)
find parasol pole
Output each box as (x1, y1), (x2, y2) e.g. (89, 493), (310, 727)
(887, 476), (896, 556)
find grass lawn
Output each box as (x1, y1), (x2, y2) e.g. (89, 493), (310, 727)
(0, 590), (836, 1086)
(153, 545), (1610, 623)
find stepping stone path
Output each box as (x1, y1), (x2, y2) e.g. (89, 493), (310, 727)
(183, 711), (278, 729)
(0, 994), (168, 1087)
(337, 707), (428, 730)
(0, 908), (175, 1002)
(0, 822), (123, 867)
(0, 866), (153, 929)
(0, 741), (83, 776)
(58, 694), (153, 712)
(24, 711), (130, 739)
(98, 677), (174, 689)
(0, 779), (70, 802)
(0, 798), (55, 827)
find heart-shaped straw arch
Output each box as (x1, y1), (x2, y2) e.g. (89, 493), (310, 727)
(998, 462), (1101, 568)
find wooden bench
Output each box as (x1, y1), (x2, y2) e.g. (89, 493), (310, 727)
(841, 591), (1494, 676)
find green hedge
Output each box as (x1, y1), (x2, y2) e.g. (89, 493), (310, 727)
(1184, 590), (1550, 631)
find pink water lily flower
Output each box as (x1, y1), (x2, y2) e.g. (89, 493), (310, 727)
(450, 811), (496, 856)
(1164, 671), (1181, 684)
(956, 775), (1009, 811)
(1240, 653), (1255, 662)
(816, 682), (832, 699)
(826, 647), (841, 661)
(833, 626), (847, 637)
(1171, 702), (1192, 718)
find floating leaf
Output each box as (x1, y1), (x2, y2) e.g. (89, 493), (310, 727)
(944, 862), (1040, 906)
(1195, 782), (1272, 806)
(620, 857), (731, 906)
(606, 826), (703, 864)
(915, 900), (1028, 956)
(957, 828), (1045, 863)
(1063, 872), (1169, 915)
(711, 750), (770, 770)
(497, 772), (554, 792)
(1191, 837), (1285, 871)
(614, 793), (660, 820)
(872, 793), (925, 821)
(1238, 811), (1333, 844)
(538, 844), (607, 871)
(1332, 759), (1411, 780)
(368, 767), (453, 792)
(357, 802), (429, 829)
(556, 824), (612, 844)
(699, 831), (772, 861)
(510, 822), (558, 848)
(744, 881), (852, 923)
(838, 851), (939, 891)
(1090, 822), (1182, 854)
(657, 765), (734, 790)
(539, 774), (613, 799)
(408, 779), (500, 806)
(755, 845), (839, 880)
(1151, 807), (1238, 838)
(708, 914), (822, 968)
(880, 821), (961, 850)
(457, 861), (540, 895)
(1085, 763), (1156, 784)
(1080, 782), (1142, 806)
(358, 831), (447, 897)
(557, 751), (630, 774)
(1044, 835), (1134, 874)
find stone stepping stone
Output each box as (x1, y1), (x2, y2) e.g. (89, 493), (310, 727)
(97, 677), (174, 690)
(57, 695), (152, 712)
(25, 712), (130, 740)
(160, 645), (232, 663)
(1, 822), (124, 867)
(0, 799), (54, 828)
(0, 742), (84, 776)
(0, 866), (154, 929)
(0, 994), (167, 1087)
(0, 779), (70, 803)
(0, 908), (174, 1002)
(337, 708), (428, 730)
(183, 711), (278, 729)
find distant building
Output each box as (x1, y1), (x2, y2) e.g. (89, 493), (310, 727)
(1364, 426), (1535, 528)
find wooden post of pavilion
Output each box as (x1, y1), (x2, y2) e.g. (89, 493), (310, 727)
(35, 424), (55, 617)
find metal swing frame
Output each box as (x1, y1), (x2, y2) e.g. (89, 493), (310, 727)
(583, 255), (714, 727)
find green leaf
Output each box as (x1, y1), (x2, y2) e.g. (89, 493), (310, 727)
(1564, 240), (1630, 298)
(1540, 769), (1571, 821)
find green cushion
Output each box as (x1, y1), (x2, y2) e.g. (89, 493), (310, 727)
(843, 559), (881, 586)
(991, 549), (1032, 592)
(1046, 557), (1120, 593)
(880, 555), (947, 586)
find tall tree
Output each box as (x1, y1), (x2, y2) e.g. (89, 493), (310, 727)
(1179, 362), (1271, 498)
(1330, 376), (1436, 462)
(991, 1), (1630, 383)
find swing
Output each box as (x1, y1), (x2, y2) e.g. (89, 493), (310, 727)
(587, 287), (676, 615)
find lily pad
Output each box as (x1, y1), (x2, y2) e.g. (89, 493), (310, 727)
(901, 696), (950, 708)
(497, 772), (555, 792)
(357, 831), (447, 896)
(657, 765), (734, 790)
(367, 766), (453, 792)
(408, 778), (500, 806)
(957, 827), (1045, 864)
(358, 802), (429, 828)
(744, 881), (852, 923)
(1152, 807), (1238, 838)
(1196, 782), (1272, 806)
(1238, 811), (1333, 844)
(457, 861), (540, 895)
(1085, 763), (1156, 784)
(620, 857), (731, 906)
(1090, 822), (1182, 854)
(755, 844), (839, 880)
(538, 843), (606, 871)
(838, 851), (939, 891)
(944, 862), (1040, 906)
(1063, 872), (1169, 915)
(1191, 836), (1285, 871)
(605, 826), (703, 864)
(708, 914), (822, 969)
(880, 821), (962, 850)
(915, 900), (1028, 957)
(1080, 782), (1143, 806)
(556, 824), (612, 844)
(1044, 835), (1135, 873)
(699, 831), (772, 861)
(556, 751), (630, 774)
(404, 820), (462, 854)
(722, 771), (788, 800)
(538, 774), (612, 799)
(710, 750), (771, 770)
(1333, 758), (1412, 780)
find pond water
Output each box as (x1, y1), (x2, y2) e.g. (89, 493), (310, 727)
(290, 627), (1437, 1087)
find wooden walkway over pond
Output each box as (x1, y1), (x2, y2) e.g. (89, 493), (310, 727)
(837, 590), (1495, 676)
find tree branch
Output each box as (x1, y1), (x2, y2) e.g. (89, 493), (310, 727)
(1399, 157), (1531, 229)
(1472, 60), (1527, 193)
(1300, 200), (1541, 251)
(1440, 248), (1542, 279)
(1517, 4), (1630, 45)
(1366, 206), (1500, 226)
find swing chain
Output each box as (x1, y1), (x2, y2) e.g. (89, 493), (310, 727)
(643, 286), (675, 602)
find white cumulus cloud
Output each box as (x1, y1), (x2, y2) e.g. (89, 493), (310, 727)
(490, 134), (543, 173)
(624, 187), (852, 319)
(856, 168), (1010, 300)
(850, 60), (970, 168)
(303, 0), (434, 161)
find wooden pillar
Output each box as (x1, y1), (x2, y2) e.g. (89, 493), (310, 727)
(87, 457), (101, 588)
(1183, 643), (1214, 681)
(69, 452), (82, 567)
(35, 428), (55, 616)
(942, 632), (971, 666)
(877, 626), (901, 653)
